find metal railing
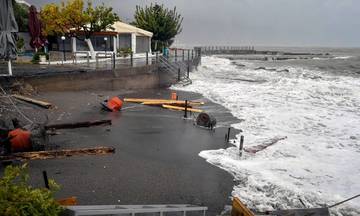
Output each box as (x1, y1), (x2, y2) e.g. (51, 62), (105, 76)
(63, 204), (208, 216)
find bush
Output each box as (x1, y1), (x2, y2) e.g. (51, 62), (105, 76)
(31, 52), (49, 64)
(0, 164), (63, 216)
(16, 37), (25, 54)
(117, 47), (132, 57)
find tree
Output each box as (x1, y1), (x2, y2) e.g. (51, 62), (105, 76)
(0, 164), (62, 216)
(12, 0), (29, 32)
(40, 0), (120, 58)
(133, 4), (183, 51)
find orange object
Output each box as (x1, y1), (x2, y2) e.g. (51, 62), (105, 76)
(57, 196), (78, 206)
(8, 128), (32, 152)
(171, 92), (177, 100)
(106, 96), (123, 111)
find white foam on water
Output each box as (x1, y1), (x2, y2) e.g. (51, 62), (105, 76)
(172, 56), (360, 215)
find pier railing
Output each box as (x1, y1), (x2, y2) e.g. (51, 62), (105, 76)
(195, 46), (256, 55)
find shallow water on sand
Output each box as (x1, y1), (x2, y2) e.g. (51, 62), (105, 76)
(173, 53), (360, 215)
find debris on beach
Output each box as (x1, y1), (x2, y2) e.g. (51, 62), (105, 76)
(162, 104), (203, 113)
(101, 96), (123, 112)
(45, 119), (112, 130)
(124, 98), (204, 106)
(244, 136), (287, 154)
(0, 147), (115, 162)
(196, 113), (216, 129)
(12, 94), (53, 109)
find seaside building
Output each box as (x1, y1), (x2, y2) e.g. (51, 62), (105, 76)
(47, 21), (153, 55)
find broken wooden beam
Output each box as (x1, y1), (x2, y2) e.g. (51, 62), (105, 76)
(124, 98), (204, 106)
(45, 119), (111, 130)
(244, 136), (287, 154)
(162, 104), (203, 113)
(0, 147), (115, 161)
(12, 94), (53, 109)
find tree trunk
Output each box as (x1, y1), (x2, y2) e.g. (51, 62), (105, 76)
(85, 38), (95, 59)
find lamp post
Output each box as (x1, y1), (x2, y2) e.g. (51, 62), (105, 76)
(61, 36), (66, 62)
(104, 37), (108, 54)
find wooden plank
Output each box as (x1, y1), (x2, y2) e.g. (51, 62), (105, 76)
(0, 147), (115, 161)
(162, 104), (203, 113)
(231, 197), (255, 216)
(12, 94), (53, 109)
(45, 119), (111, 130)
(141, 101), (199, 107)
(244, 136), (287, 154)
(124, 98), (204, 106)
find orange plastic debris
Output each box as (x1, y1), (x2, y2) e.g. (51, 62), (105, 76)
(106, 96), (123, 112)
(8, 128), (32, 152)
(171, 92), (177, 100)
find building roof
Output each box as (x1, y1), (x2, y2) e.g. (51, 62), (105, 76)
(111, 21), (153, 37)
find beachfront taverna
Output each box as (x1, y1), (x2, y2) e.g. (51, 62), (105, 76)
(47, 21), (153, 54)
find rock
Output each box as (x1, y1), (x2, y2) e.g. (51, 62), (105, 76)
(350, 136), (357, 140)
(278, 69), (290, 73)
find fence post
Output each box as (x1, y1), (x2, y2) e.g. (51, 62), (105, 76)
(182, 50), (185, 61)
(191, 50), (194, 59)
(239, 135), (244, 157)
(187, 50), (190, 61)
(87, 52), (90, 66)
(96, 53), (99, 68)
(42, 171), (49, 189)
(112, 52), (116, 69)
(175, 49), (177, 62)
(187, 63), (190, 78)
(146, 52), (149, 65)
(130, 52), (133, 66)
(178, 68), (181, 81)
(156, 52), (158, 62)
(184, 100), (188, 118)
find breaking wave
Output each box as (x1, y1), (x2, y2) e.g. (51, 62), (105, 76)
(173, 56), (360, 215)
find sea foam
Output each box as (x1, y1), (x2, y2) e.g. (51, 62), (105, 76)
(172, 56), (360, 215)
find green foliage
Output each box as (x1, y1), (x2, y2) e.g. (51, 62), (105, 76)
(40, 0), (120, 39)
(12, 0), (29, 32)
(0, 164), (63, 216)
(31, 51), (49, 63)
(117, 47), (132, 57)
(16, 37), (25, 54)
(133, 4), (183, 51)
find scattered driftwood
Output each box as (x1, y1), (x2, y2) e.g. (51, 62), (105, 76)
(125, 98), (204, 106)
(12, 94), (53, 109)
(45, 119), (111, 130)
(162, 104), (203, 113)
(244, 136), (287, 154)
(0, 147), (115, 161)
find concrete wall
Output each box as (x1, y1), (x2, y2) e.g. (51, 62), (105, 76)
(6, 65), (166, 92)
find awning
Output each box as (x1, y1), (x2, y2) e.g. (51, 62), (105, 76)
(111, 21), (153, 37)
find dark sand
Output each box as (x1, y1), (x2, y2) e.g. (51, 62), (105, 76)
(1, 89), (241, 216)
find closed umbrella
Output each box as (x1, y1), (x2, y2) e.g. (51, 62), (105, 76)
(0, 0), (19, 76)
(28, 5), (43, 50)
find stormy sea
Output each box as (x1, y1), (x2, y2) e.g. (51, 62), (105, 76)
(173, 47), (360, 215)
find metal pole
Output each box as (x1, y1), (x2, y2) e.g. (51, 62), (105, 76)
(42, 171), (49, 189)
(178, 68), (181, 81)
(182, 50), (185, 61)
(187, 50), (190, 61)
(226, 127), (231, 142)
(239, 135), (244, 157)
(130, 52), (133, 66)
(191, 50), (194, 59)
(112, 52), (116, 69)
(184, 100), (188, 118)
(187, 63), (190, 78)
(146, 52), (148, 65)
(175, 49), (177, 62)
(63, 40), (66, 62)
(156, 52), (158, 62)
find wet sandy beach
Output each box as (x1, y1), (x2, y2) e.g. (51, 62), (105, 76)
(4, 89), (241, 215)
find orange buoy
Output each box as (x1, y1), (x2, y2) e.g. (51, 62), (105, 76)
(171, 92), (177, 100)
(8, 128), (32, 152)
(106, 96), (123, 112)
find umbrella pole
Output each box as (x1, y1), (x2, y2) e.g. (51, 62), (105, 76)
(8, 60), (13, 76)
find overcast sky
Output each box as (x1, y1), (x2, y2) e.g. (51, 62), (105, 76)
(27, 0), (360, 47)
